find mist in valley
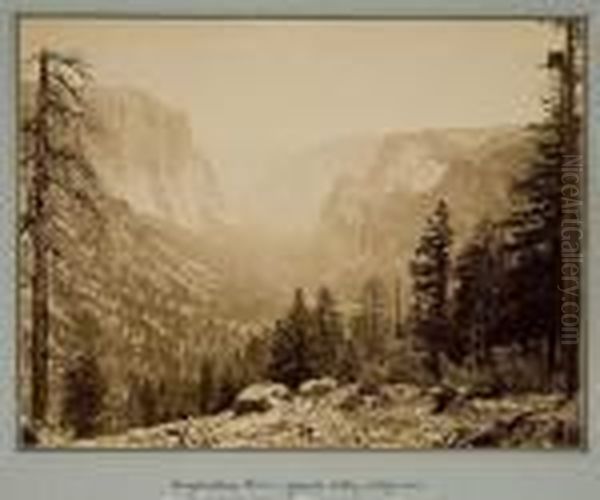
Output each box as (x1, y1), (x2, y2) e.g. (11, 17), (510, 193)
(18, 19), (583, 449)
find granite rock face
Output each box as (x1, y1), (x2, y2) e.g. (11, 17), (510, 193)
(88, 87), (224, 230)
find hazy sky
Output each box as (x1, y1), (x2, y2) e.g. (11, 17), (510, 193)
(21, 19), (557, 201)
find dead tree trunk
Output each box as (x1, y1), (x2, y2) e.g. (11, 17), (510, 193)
(30, 50), (51, 426)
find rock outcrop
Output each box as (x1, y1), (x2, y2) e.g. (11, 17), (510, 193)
(233, 383), (291, 415)
(299, 378), (338, 397)
(52, 385), (579, 450)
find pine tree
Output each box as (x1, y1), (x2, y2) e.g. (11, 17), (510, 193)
(337, 337), (360, 383)
(502, 20), (582, 392)
(198, 358), (215, 414)
(21, 50), (101, 427)
(358, 277), (390, 362)
(212, 364), (243, 413)
(61, 311), (105, 438)
(136, 378), (159, 426)
(269, 288), (313, 388)
(452, 220), (503, 373)
(243, 332), (270, 383)
(409, 199), (453, 382)
(62, 351), (105, 437)
(504, 109), (563, 368)
(310, 286), (344, 378)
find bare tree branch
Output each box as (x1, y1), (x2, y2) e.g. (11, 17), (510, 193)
(46, 51), (92, 80)
(49, 72), (84, 105)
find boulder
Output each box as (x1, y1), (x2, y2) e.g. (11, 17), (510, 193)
(233, 383), (290, 415)
(20, 421), (38, 447)
(428, 385), (459, 414)
(450, 411), (535, 448)
(299, 377), (338, 397)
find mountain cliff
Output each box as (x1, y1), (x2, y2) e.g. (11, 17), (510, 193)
(18, 85), (259, 431)
(19, 79), (543, 436)
(304, 126), (537, 300)
(87, 87), (224, 230)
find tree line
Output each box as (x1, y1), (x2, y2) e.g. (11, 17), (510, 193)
(21, 20), (582, 441)
(267, 20), (582, 397)
(408, 20), (582, 394)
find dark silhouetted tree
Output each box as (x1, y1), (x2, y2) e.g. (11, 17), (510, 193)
(409, 199), (453, 382)
(354, 277), (390, 364)
(452, 220), (503, 373)
(136, 378), (159, 427)
(310, 286), (344, 378)
(336, 337), (360, 384)
(269, 288), (313, 388)
(502, 20), (582, 392)
(198, 358), (215, 414)
(61, 311), (105, 438)
(21, 49), (102, 427)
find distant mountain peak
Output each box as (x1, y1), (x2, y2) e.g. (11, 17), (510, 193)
(86, 86), (226, 232)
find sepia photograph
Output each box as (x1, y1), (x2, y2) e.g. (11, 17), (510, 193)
(17, 18), (584, 449)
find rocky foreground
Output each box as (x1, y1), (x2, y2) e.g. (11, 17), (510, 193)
(41, 380), (580, 449)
